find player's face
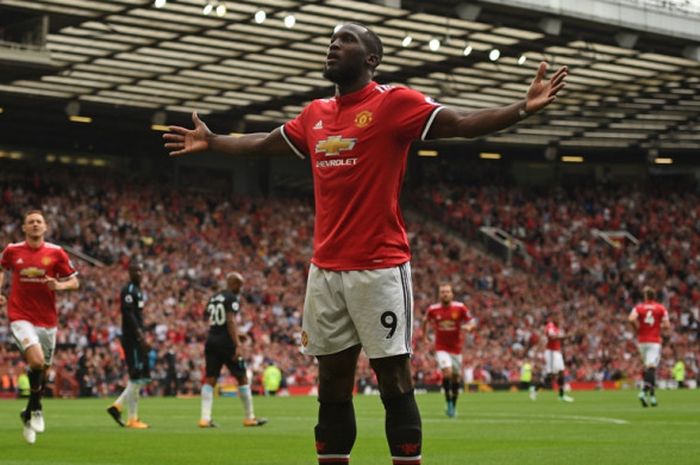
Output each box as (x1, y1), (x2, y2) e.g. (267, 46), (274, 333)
(129, 264), (143, 284)
(22, 213), (47, 239)
(323, 25), (372, 85)
(228, 273), (244, 293)
(439, 285), (453, 304)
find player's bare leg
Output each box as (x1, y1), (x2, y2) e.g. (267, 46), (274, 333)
(315, 345), (361, 465)
(371, 354), (422, 465)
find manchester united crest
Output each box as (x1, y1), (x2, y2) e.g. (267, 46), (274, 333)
(41, 256), (53, 266)
(355, 110), (373, 128)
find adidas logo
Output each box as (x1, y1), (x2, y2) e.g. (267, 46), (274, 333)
(16, 258), (24, 264)
(313, 120), (323, 130)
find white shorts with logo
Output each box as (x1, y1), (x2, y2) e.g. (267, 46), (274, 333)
(436, 350), (462, 372)
(638, 342), (661, 368)
(301, 262), (413, 358)
(10, 320), (57, 366)
(544, 349), (565, 374)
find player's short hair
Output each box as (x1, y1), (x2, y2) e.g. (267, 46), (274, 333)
(346, 22), (383, 66)
(23, 210), (45, 222)
(643, 286), (655, 301)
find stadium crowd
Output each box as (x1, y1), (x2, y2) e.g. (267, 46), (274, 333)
(0, 161), (697, 398)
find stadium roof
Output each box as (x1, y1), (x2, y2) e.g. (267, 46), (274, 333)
(0, 0), (699, 154)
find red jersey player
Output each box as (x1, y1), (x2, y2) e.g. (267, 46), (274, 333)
(164, 22), (567, 465)
(422, 284), (475, 418)
(534, 313), (573, 402)
(628, 286), (670, 407)
(0, 210), (79, 444)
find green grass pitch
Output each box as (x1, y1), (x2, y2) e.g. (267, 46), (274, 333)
(1, 389), (698, 464)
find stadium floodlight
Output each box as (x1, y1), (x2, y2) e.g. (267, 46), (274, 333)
(456, 3), (481, 21)
(202, 3), (213, 16)
(402, 35), (413, 47)
(489, 48), (500, 61)
(682, 45), (700, 61)
(154, 0), (166, 8)
(284, 15), (296, 28)
(538, 17), (562, 36)
(463, 44), (473, 56)
(518, 54), (527, 65)
(615, 32), (638, 49)
(215, 4), (226, 17)
(429, 38), (440, 51)
(254, 10), (266, 24)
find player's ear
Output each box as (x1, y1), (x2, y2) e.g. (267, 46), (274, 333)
(367, 53), (380, 70)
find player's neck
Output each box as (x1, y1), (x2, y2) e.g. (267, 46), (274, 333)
(335, 76), (372, 96)
(25, 236), (44, 248)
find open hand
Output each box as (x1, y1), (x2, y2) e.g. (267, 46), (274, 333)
(525, 62), (568, 114)
(163, 111), (212, 157)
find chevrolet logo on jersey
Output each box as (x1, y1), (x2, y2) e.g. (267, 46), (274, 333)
(315, 136), (356, 156)
(20, 267), (46, 278)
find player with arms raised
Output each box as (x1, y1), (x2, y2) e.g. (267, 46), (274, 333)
(164, 21), (566, 464)
(0, 210), (79, 444)
(199, 272), (266, 428)
(422, 283), (475, 418)
(628, 286), (670, 407)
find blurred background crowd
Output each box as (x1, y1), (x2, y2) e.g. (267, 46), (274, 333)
(1, 162), (698, 397)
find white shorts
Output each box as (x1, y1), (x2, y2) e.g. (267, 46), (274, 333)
(436, 351), (462, 372)
(10, 320), (57, 366)
(639, 343), (661, 368)
(544, 349), (565, 374)
(301, 262), (413, 358)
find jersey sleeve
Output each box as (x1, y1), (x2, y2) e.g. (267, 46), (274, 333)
(628, 306), (639, 319)
(386, 86), (444, 142)
(280, 104), (312, 159)
(0, 246), (11, 270)
(55, 248), (78, 279)
(463, 306), (472, 322)
(227, 296), (241, 315)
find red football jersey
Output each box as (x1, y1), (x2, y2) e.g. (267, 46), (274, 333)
(630, 301), (668, 343)
(545, 322), (562, 351)
(425, 302), (472, 354)
(281, 81), (443, 270)
(1, 241), (77, 327)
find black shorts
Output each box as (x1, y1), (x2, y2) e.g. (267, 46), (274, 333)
(122, 340), (151, 382)
(204, 339), (245, 379)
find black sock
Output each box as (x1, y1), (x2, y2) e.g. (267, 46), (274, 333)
(557, 373), (565, 397)
(28, 369), (44, 412)
(442, 378), (452, 403)
(645, 368), (656, 396)
(382, 391), (422, 465)
(314, 400), (356, 464)
(451, 379), (460, 406)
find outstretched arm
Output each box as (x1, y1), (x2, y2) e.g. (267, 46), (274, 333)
(163, 112), (292, 157)
(628, 309), (640, 330)
(428, 62), (567, 139)
(0, 271), (6, 306)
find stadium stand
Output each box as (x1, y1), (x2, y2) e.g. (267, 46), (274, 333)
(1, 160), (697, 396)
